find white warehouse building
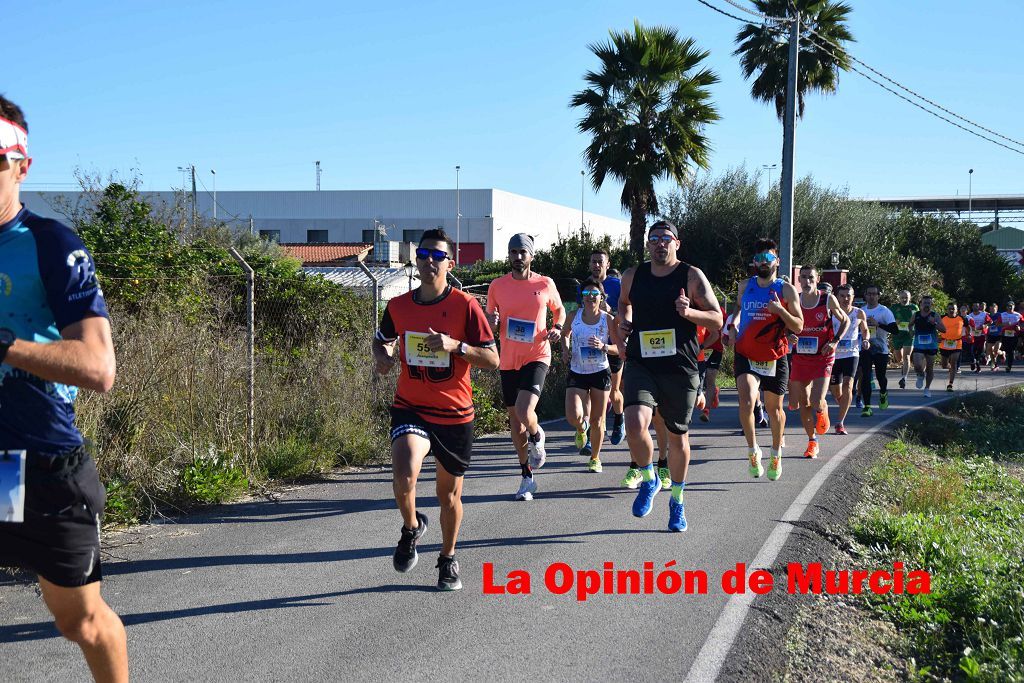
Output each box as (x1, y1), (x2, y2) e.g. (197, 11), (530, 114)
(23, 188), (630, 265)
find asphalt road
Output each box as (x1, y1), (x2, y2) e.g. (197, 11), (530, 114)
(1, 369), (1020, 682)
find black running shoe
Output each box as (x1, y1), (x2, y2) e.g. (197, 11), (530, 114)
(436, 555), (462, 591)
(393, 512), (428, 573)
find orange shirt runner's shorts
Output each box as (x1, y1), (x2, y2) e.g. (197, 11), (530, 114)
(486, 273), (563, 371)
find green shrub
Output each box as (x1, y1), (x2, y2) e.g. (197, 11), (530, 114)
(179, 450), (249, 505)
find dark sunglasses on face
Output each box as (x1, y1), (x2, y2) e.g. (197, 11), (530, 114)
(647, 235), (675, 244)
(415, 247), (450, 261)
(753, 252), (777, 264)
(582, 289), (602, 297)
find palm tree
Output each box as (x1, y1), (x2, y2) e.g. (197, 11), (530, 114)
(734, 0), (854, 120)
(571, 20), (719, 257)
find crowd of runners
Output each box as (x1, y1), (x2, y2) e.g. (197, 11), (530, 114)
(374, 223), (1023, 593)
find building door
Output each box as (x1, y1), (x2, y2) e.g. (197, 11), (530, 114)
(458, 242), (485, 265)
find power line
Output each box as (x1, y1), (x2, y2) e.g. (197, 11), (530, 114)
(803, 26), (1024, 151)
(719, 0), (792, 23)
(694, 0), (777, 25)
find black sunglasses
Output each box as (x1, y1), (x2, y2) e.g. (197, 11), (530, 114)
(415, 247), (450, 261)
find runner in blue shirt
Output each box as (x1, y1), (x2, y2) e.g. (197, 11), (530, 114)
(0, 95), (126, 682)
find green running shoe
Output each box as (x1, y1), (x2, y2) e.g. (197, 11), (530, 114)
(878, 392), (889, 410)
(659, 466), (671, 491)
(748, 448), (764, 478)
(861, 407), (873, 417)
(767, 451), (782, 481)
(621, 467), (643, 489)
(587, 458), (602, 473)
(574, 420), (589, 449)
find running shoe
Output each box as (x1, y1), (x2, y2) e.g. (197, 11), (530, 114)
(609, 415), (625, 445)
(710, 386), (720, 409)
(898, 377), (906, 389)
(861, 407), (873, 417)
(580, 439), (592, 457)
(514, 476), (537, 501)
(748, 448), (764, 478)
(915, 374), (925, 389)
(835, 423), (848, 435)
(575, 420), (589, 449)
(659, 466), (671, 491)
(756, 409), (769, 429)
(587, 458), (602, 473)
(699, 408), (710, 423)
(393, 511), (428, 573)
(803, 440), (819, 459)
(855, 396), (864, 410)
(767, 451), (783, 480)
(528, 427), (547, 469)
(632, 474), (660, 517)
(668, 498), (687, 532)
(621, 467), (643, 489)
(1007, 366), (1013, 373)
(946, 383), (954, 392)
(814, 409), (829, 435)
(974, 366), (981, 374)
(436, 555), (462, 591)
(923, 388), (931, 398)
(879, 392), (889, 410)
(788, 396), (798, 411)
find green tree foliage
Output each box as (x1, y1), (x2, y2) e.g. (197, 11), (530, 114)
(571, 20), (719, 257)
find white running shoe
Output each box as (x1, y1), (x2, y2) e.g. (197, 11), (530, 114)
(514, 476), (537, 501)
(915, 375), (925, 389)
(528, 426), (547, 469)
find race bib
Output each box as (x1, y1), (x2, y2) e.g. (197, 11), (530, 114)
(1005, 330), (1017, 338)
(579, 345), (604, 368)
(868, 320), (878, 331)
(915, 334), (935, 347)
(0, 450), (26, 524)
(838, 338), (854, 351)
(505, 317), (536, 343)
(639, 329), (675, 358)
(972, 329), (986, 337)
(897, 321), (909, 332)
(796, 336), (819, 354)
(404, 332), (450, 368)
(750, 359), (777, 377)
(940, 339), (959, 350)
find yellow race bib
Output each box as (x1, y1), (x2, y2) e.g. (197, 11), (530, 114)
(405, 332), (451, 368)
(639, 329), (676, 358)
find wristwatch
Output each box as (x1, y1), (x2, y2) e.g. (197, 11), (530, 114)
(0, 328), (15, 365)
(456, 342), (468, 356)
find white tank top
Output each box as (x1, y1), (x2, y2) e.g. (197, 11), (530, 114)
(570, 311), (611, 374)
(833, 307), (863, 359)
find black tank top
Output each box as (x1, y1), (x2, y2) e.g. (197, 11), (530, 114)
(625, 261), (699, 374)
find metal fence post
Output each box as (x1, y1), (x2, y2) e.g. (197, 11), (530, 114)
(448, 272), (463, 290)
(229, 248), (255, 467)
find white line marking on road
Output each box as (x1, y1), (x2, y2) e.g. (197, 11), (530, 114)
(683, 379), (1023, 683)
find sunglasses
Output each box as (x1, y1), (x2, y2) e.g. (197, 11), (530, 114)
(415, 247), (450, 261)
(752, 252), (778, 264)
(647, 235), (676, 244)
(581, 289), (602, 297)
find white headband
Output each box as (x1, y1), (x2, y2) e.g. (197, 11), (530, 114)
(0, 117), (28, 160)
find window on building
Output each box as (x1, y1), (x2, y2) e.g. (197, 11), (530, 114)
(259, 230), (281, 243)
(361, 229), (377, 244)
(402, 229), (424, 243)
(307, 229), (329, 243)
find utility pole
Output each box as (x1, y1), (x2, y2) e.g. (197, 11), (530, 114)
(211, 169), (217, 220)
(968, 168), (974, 222)
(316, 161), (321, 191)
(191, 165), (198, 232)
(455, 165), (461, 265)
(778, 8), (800, 282)
(249, 215), (254, 237)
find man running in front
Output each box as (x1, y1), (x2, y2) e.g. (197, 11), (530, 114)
(996, 301), (1021, 372)
(966, 302), (991, 373)
(373, 229), (499, 591)
(859, 285), (899, 416)
(789, 266), (848, 458)
(727, 238), (803, 481)
(891, 290), (918, 388)
(486, 234), (565, 501)
(0, 96), (127, 682)
(829, 284), (869, 435)
(939, 303), (966, 391)
(617, 220), (721, 531)
(910, 295), (946, 397)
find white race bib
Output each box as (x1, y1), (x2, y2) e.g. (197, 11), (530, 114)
(915, 334), (936, 346)
(0, 450), (26, 524)
(750, 359), (777, 377)
(796, 337), (819, 355)
(579, 345), (604, 368)
(404, 332), (451, 368)
(505, 317), (536, 343)
(639, 329), (676, 358)
(940, 339), (959, 350)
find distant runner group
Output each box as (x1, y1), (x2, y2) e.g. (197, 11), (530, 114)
(368, 220), (1024, 592)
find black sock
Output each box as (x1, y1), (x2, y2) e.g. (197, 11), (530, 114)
(613, 412), (624, 425)
(657, 458), (668, 469)
(629, 460), (639, 469)
(521, 462), (533, 478)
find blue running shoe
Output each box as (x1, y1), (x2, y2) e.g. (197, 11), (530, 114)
(668, 498), (687, 532)
(632, 475), (660, 518)
(609, 416), (625, 445)
(580, 439), (592, 456)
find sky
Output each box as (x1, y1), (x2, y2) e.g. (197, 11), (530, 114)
(11, 0), (1024, 224)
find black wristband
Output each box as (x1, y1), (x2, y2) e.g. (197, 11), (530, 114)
(552, 323), (563, 330)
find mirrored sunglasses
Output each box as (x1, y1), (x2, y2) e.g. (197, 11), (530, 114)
(415, 247), (450, 261)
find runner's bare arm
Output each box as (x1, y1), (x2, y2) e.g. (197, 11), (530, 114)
(561, 310), (576, 356)
(372, 336), (398, 374)
(683, 267), (723, 331)
(617, 267), (636, 337)
(776, 281), (804, 333)
(4, 315), (115, 393)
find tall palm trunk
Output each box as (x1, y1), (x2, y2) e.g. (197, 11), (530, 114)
(629, 201), (649, 261)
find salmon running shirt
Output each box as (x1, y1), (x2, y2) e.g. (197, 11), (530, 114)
(378, 286), (494, 425)
(940, 316), (965, 351)
(486, 272), (563, 371)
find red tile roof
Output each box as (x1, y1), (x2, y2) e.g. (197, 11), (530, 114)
(279, 243), (373, 266)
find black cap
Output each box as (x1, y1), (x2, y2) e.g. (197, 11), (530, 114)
(648, 220), (678, 237)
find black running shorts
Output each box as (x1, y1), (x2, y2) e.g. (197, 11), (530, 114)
(706, 349), (723, 370)
(0, 447), (106, 588)
(499, 361), (549, 407)
(390, 408), (474, 477)
(733, 352), (790, 396)
(608, 354), (624, 373)
(623, 361), (698, 435)
(830, 356), (859, 384)
(566, 369), (612, 392)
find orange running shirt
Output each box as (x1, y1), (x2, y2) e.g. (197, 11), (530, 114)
(940, 316), (965, 351)
(486, 273), (563, 371)
(378, 287), (494, 425)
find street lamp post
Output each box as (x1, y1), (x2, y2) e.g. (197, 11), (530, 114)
(404, 261), (415, 292)
(211, 169), (217, 220)
(968, 168), (974, 222)
(762, 163), (777, 195)
(455, 165), (461, 265)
